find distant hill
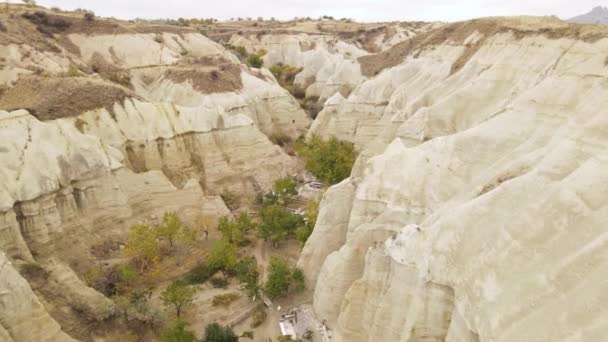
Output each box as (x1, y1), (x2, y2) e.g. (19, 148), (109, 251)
(569, 6), (608, 24)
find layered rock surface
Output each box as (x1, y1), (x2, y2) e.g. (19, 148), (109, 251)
(0, 9), (308, 341)
(300, 16), (608, 341)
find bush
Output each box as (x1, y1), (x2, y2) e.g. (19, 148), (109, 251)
(19, 262), (48, 280)
(295, 135), (357, 185)
(83, 10), (95, 21)
(246, 53), (264, 68)
(207, 240), (238, 275)
(264, 257), (292, 299)
(264, 258), (305, 299)
(202, 323), (238, 342)
(269, 132), (293, 147)
(291, 268), (305, 293)
(210, 276), (229, 288)
(250, 309), (267, 328)
(236, 257), (259, 298)
(241, 331), (254, 339)
(296, 200), (319, 245)
(22, 11), (71, 36)
(220, 191), (238, 210)
(106, 71), (132, 87)
(212, 293), (240, 307)
(161, 319), (195, 342)
(0, 20), (6, 33)
(185, 263), (218, 284)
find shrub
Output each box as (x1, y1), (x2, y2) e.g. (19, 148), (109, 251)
(220, 190), (238, 210)
(295, 135), (357, 185)
(212, 293), (240, 307)
(250, 309), (267, 328)
(202, 323), (238, 342)
(22, 11), (71, 35)
(236, 257), (259, 298)
(106, 71), (132, 87)
(185, 263), (218, 284)
(296, 200), (319, 245)
(246, 53), (264, 68)
(264, 257), (292, 299)
(269, 132), (293, 147)
(264, 258), (305, 299)
(161, 319), (195, 342)
(83, 10), (95, 21)
(58, 65), (81, 77)
(19, 262), (48, 280)
(114, 290), (164, 326)
(0, 20), (6, 33)
(241, 331), (254, 339)
(235, 46), (248, 58)
(207, 240), (238, 275)
(291, 268), (305, 293)
(210, 276), (229, 288)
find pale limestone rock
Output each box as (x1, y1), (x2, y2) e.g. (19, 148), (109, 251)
(302, 20), (608, 342)
(229, 33), (367, 102)
(0, 252), (76, 342)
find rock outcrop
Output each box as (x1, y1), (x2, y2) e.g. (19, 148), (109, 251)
(301, 17), (608, 341)
(0, 9), (308, 341)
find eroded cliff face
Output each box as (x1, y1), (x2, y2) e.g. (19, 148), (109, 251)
(0, 9), (308, 341)
(300, 17), (608, 341)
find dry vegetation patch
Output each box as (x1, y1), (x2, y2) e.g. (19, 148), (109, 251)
(164, 63), (243, 94)
(0, 76), (131, 120)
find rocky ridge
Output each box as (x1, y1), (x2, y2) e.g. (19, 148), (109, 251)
(298, 16), (608, 341)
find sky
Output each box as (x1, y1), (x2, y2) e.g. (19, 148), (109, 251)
(20, 0), (608, 22)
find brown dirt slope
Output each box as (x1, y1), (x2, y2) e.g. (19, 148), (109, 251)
(164, 59), (243, 93)
(0, 76), (131, 120)
(358, 17), (608, 77)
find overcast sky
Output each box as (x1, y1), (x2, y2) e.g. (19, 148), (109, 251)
(26, 0), (607, 22)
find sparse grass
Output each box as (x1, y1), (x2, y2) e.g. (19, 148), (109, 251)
(211, 293), (240, 307)
(250, 309), (267, 328)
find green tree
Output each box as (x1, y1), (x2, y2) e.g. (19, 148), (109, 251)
(257, 205), (303, 247)
(295, 135), (357, 185)
(236, 257), (260, 298)
(157, 212), (184, 247)
(124, 224), (160, 272)
(264, 257), (292, 299)
(161, 319), (195, 342)
(217, 212), (255, 245)
(207, 240), (238, 275)
(202, 323), (239, 342)
(160, 280), (195, 318)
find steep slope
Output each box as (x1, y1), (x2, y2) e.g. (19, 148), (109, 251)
(300, 16), (608, 341)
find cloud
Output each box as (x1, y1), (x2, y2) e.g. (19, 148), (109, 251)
(33, 0), (605, 22)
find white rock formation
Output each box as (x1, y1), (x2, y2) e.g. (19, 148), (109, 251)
(301, 17), (608, 341)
